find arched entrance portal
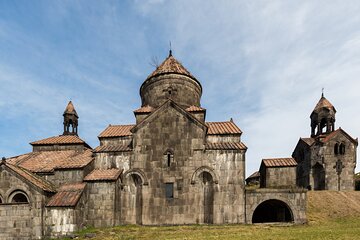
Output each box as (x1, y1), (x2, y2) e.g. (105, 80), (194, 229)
(313, 163), (325, 190)
(200, 171), (214, 224)
(252, 199), (293, 223)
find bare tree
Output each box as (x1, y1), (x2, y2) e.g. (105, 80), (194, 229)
(149, 56), (159, 68)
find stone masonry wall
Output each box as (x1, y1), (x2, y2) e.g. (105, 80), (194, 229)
(94, 152), (131, 170)
(317, 134), (356, 191)
(130, 105), (208, 225)
(265, 167), (297, 188)
(84, 181), (121, 227)
(0, 166), (47, 240)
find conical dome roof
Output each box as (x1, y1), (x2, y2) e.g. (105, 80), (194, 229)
(312, 94), (336, 113)
(140, 52), (202, 108)
(63, 101), (78, 117)
(146, 52), (196, 81)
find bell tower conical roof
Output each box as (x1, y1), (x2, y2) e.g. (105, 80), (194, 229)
(312, 93), (336, 114)
(64, 101), (78, 117)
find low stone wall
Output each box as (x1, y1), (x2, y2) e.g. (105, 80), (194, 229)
(245, 188), (307, 224)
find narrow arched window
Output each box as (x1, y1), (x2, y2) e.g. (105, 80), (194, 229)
(334, 143), (339, 155)
(0, 196), (3, 204)
(340, 143), (346, 155)
(163, 149), (174, 168)
(9, 191), (29, 203)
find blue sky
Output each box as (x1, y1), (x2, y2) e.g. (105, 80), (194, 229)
(1, 1), (360, 176)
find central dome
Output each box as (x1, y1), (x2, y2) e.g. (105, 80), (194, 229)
(140, 52), (202, 108)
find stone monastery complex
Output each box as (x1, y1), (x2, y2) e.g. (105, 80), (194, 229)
(0, 51), (357, 239)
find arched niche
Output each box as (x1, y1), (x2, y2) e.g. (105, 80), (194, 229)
(123, 169), (148, 186)
(9, 190), (30, 204)
(191, 166), (219, 185)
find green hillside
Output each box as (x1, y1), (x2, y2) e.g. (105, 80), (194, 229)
(62, 191), (360, 240)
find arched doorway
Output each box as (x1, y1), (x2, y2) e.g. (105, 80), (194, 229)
(200, 171), (214, 224)
(252, 199), (293, 223)
(312, 163), (325, 190)
(129, 174), (143, 225)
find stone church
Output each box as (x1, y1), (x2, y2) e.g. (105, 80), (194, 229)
(0, 51), (329, 239)
(292, 94), (358, 190)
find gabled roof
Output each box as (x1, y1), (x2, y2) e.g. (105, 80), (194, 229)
(262, 158), (297, 168)
(30, 135), (88, 146)
(7, 149), (93, 173)
(98, 124), (134, 138)
(134, 105), (154, 114)
(84, 169), (123, 181)
(205, 142), (247, 151)
(46, 182), (86, 207)
(64, 101), (78, 117)
(312, 95), (336, 113)
(94, 145), (132, 153)
(206, 121), (242, 135)
(146, 54), (196, 81)
(1, 161), (56, 192)
(131, 99), (207, 134)
(321, 128), (358, 145)
(300, 137), (315, 146)
(186, 105), (206, 112)
(247, 171), (260, 179)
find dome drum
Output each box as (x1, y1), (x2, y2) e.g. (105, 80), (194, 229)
(140, 73), (202, 108)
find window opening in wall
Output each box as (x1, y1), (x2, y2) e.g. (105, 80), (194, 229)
(339, 143), (345, 155)
(164, 149), (174, 168)
(165, 183), (174, 199)
(10, 192), (29, 203)
(167, 153), (171, 167)
(334, 143), (339, 155)
(0, 196), (2, 204)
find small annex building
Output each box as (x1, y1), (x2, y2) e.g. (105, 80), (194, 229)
(0, 52), (308, 239)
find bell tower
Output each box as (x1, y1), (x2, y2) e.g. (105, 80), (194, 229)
(63, 101), (79, 135)
(310, 93), (336, 137)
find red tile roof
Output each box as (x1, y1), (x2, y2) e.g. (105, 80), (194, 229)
(7, 149), (93, 173)
(46, 183), (86, 207)
(84, 169), (123, 181)
(146, 55), (195, 80)
(94, 145), (132, 153)
(313, 95), (336, 113)
(262, 158), (297, 167)
(4, 163), (56, 192)
(134, 105), (154, 113)
(98, 121), (242, 137)
(186, 106), (206, 112)
(206, 121), (242, 135)
(30, 135), (86, 145)
(98, 125), (134, 138)
(205, 142), (247, 150)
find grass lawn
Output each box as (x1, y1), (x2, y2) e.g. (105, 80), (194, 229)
(61, 191), (360, 240)
(62, 217), (360, 240)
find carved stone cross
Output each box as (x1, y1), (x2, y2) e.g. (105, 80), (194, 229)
(334, 159), (345, 191)
(334, 159), (344, 175)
